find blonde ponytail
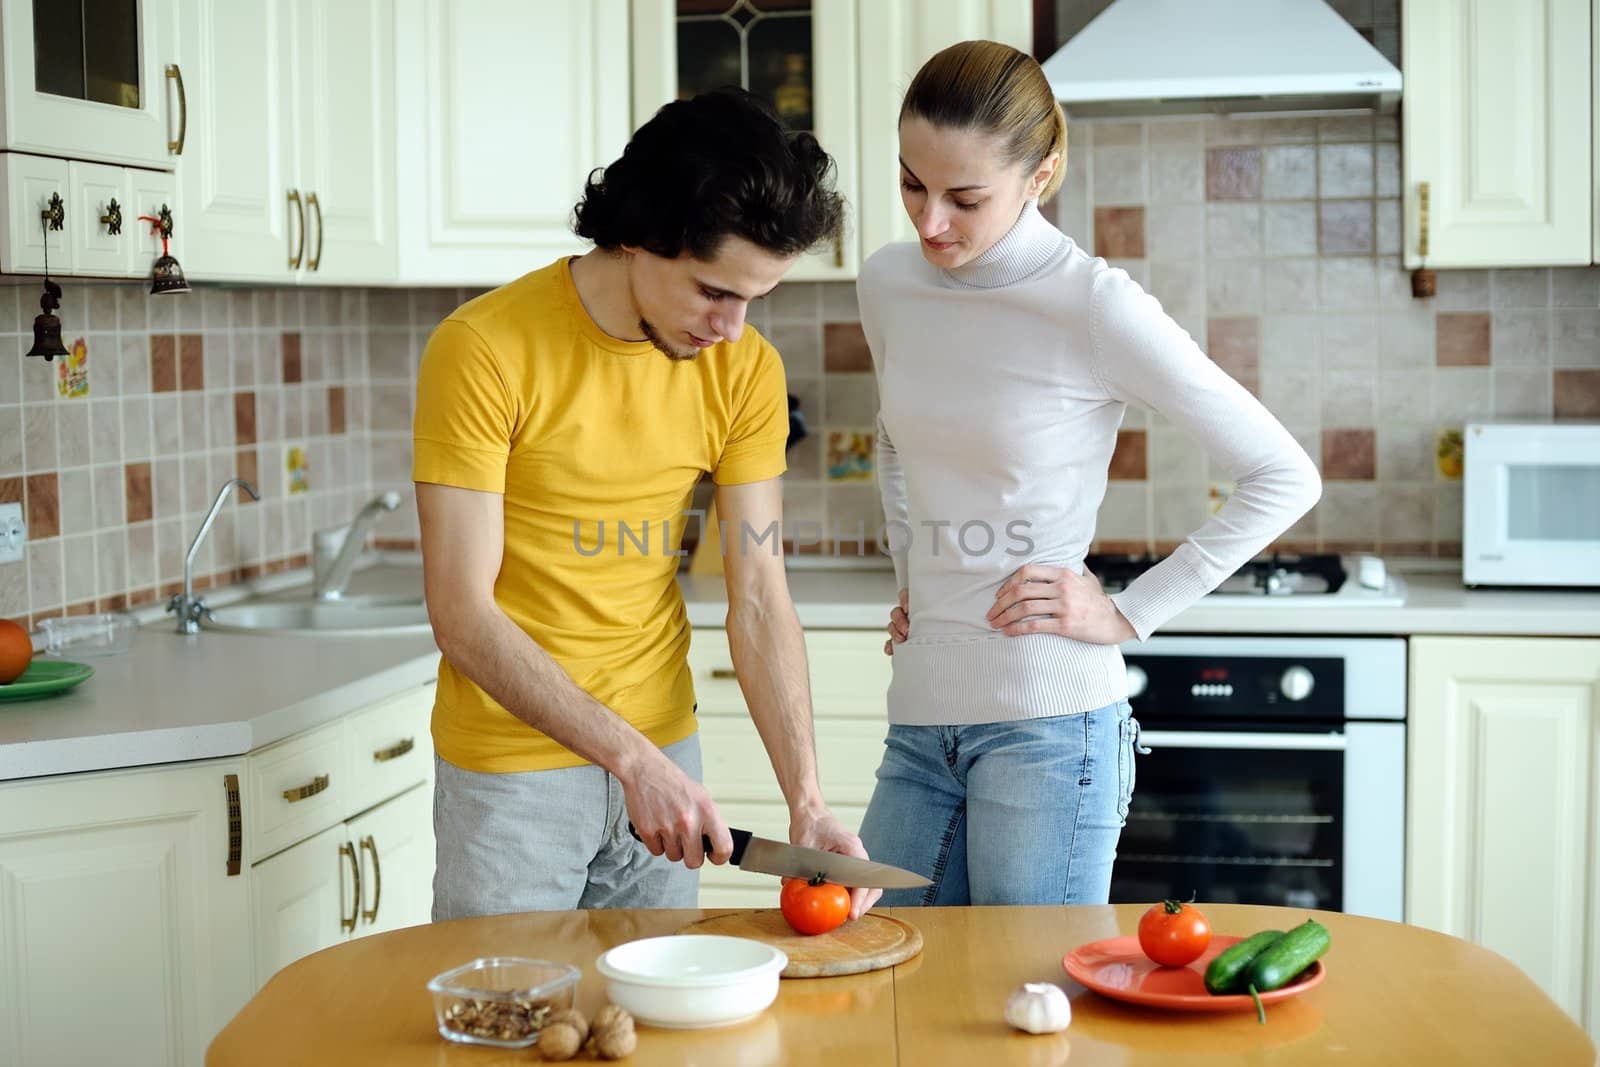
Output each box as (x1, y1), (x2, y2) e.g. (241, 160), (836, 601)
(901, 40), (1069, 204)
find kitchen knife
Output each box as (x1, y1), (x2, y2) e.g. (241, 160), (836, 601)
(627, 823), (930, 889)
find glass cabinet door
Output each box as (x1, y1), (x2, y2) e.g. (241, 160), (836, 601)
(1, 0), (173, 168)
(632, 0), (858, 280)
(33, 0), (141, 109)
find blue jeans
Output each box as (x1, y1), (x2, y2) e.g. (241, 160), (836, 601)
(858, 702), (1137, 906)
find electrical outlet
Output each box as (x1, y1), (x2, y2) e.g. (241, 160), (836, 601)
(0, 502), (24, 564)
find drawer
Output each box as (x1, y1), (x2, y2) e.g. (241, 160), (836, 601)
(701, 715), (884, 806)
(344, 682), (436, 817)
(697, 885), (769, 910)
(248, 721), (348, 863)
(686, 628), (746, 715)
(689, 628), (892, 720)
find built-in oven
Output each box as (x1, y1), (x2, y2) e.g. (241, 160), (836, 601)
(1109, 635), (1406, 922)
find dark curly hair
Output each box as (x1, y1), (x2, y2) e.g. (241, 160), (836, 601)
(573, 87), (845, 261)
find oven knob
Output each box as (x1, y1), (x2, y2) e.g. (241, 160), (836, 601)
(1125, 664), (1148, 699)
(1279, 666), (1315, 701)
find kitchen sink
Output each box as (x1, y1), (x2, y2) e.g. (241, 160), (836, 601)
(205, 595), (432, 636)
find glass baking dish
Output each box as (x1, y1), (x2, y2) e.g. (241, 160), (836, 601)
(36, 613), (137, 657)
(426, 957), (580, 1048)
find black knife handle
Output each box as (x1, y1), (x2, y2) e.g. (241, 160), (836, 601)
(627, 822), (751, 865)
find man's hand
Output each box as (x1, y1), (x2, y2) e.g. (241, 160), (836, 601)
(790, 805), (882, 920)
(986, 564), (1136, 645)
(883, 586), (909, 656)
(619, 748), (734, 870)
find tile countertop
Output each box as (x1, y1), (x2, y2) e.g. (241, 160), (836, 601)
(6, 557), (1599, 784)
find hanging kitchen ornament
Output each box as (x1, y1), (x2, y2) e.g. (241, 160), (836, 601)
(138, 204), (191, 295)
(26, 197), (68, 362)
(1410, 181), (1436, 299)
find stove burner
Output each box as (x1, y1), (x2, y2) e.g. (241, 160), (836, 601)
(1086, 552), (1348, 597)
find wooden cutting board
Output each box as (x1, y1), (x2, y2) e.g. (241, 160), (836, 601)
(677, 909), (922, 978)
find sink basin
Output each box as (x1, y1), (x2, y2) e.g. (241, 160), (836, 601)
(206, 596), (432, 636)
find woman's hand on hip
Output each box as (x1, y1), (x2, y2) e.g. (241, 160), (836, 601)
(987, 564), (1137, 645)
(884, 587), (909, 655)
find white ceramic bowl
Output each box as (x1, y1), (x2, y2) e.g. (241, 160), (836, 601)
(594, 935), (788, 1029)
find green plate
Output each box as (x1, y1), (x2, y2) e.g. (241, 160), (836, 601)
(0, 660), (94, 702)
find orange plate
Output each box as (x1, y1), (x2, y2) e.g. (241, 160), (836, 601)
(1062, 935), (1325, 1012)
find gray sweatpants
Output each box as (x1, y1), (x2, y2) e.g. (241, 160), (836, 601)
(432, 735), (702, 920)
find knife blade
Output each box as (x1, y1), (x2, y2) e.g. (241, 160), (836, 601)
(627, 823), (930, 889)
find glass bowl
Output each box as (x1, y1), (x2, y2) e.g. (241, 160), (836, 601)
(426, 957), (580, 1048)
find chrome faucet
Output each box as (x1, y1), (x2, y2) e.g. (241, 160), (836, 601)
(313, 491), (402, 601)
(169, 477), (260, 634)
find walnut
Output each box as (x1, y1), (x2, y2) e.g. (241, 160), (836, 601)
(588, 1004), (637, 1060)
(545, 1007), (589, 1044)
(536, 1021), (583, 1061)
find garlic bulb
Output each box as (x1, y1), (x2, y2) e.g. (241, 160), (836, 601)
(1005, 982), (1072, 1034)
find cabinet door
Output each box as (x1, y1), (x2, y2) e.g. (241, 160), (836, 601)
(291, 0), (397, 283)
(1408, 636), (1600, 1037)
(173, 0), (294, 282)
(856, 0), (1032, 261)
(67, 161), (128, 276)
(250, 824), (356, 989)
(0, 0), (175, 168)
(1, 153), (71, 274)
(0, 760), (252, 1066)
(347, 783), (435, 937)
(632, 0), (859, 281)
(393, 0), (630, 286)
(1402, 0), (1591, 268)
(126, 166), (182, 281)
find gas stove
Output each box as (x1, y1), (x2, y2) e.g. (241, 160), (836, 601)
(1086, 552), (1407, 607)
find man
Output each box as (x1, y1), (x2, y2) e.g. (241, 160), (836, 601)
(414, 88), (877, 919)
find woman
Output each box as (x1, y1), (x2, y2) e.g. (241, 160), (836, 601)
(856, 41), (1321, 907)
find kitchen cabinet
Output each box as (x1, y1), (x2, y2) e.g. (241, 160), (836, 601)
(169, 0), (395, 284)
(1407, 635), (1600, 1041)
(170, 0), (292, 281)
(248, 683), (436, 988)
(0, 154), (178, 278)
(0, 758), (253, 1067)
(855, 0), (1031, 260)
(391, 0), (630, 286)
(689, 627), (887, 907)
(0, 0), (178, 169)
(1401, 0), (1592, 268)
(630, 0), (1030, 279)
(632, 0), (860, 281)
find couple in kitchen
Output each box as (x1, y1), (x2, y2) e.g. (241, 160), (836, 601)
(412, 41), (1321, 922)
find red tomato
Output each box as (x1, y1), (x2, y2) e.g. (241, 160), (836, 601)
(0, 619), (31, 684)
(1137, 898), (1212, 967)
(779, 877), (850, 936)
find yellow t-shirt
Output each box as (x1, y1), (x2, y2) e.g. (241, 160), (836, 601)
(412, 258), (789, 772)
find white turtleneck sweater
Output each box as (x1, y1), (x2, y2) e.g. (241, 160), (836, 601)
(859, 201), (1321, 725)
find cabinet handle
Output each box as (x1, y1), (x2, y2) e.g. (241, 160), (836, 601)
(1416, 181), (1431, 259)
(339, 841), (361, 933)
(223, 773), (242, 877)
(360, 834), (382, 924)
(99, 198), (122, 237)
(832, 232), (844, 269)
(41, 191), (64, 232)
(287, 189), (304, 269)
(282, 773), (329, 803)
(710, 667), (737, 680)
(165, 64), (187, 154)
(306, 192), (323, 271)
(373, 737), (414, 763)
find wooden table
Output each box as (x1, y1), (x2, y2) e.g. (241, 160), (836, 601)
(207, 904), (1597, 1066)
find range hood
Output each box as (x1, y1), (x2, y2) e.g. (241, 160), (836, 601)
(1041, 0), (1401, 118)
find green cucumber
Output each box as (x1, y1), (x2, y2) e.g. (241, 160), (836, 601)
(1204, 929), (1285, 995)
(1244, 919), (1331, 993)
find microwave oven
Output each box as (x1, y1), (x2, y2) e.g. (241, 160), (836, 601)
(1463, 422), (1600, 588)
